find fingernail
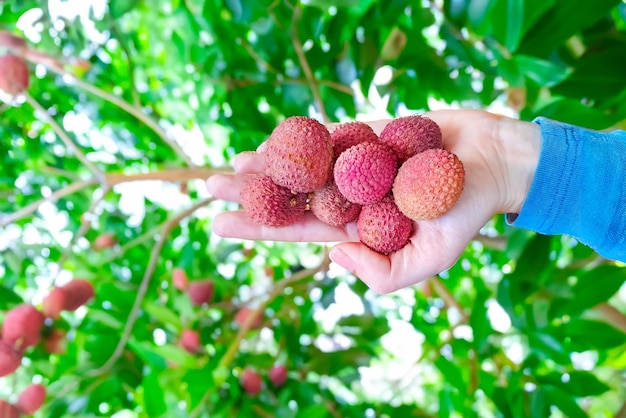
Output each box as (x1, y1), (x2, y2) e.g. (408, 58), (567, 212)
(329, 247), (356, 273)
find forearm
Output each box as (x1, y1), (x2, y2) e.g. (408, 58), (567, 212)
(505, 117), (626, 262)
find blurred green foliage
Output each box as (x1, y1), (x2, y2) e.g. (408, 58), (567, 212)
(1, 0), (625, 417)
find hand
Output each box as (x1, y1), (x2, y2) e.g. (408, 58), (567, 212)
(206, 110), (541, 293)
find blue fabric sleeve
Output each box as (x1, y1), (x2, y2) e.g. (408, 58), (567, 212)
(508, 117), (626, 262)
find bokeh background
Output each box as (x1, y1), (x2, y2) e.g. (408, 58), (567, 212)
(1, 0), (625, 417)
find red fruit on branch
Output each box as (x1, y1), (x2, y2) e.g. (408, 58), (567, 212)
(0, 341), (22, 377)
(16, 383), (46, 415)
(42, 287), (67, 319)
(188, 280), (214, 306)
(43, 329), (66, 354)
(0, 400), (20, 418)
(60, 279), (95, 311)
(1, 304), (45, 350)
(269, 364), (288, 387)
(0, 55), (29, 95)
(240, 368), (262, 396)
(172, 268), (189, 291)
(234, 307), (263, 330)
(179, 329), (201, 354)
(94, 233), (117, 250)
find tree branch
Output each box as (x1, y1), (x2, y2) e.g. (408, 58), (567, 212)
(88, 197), (214, 377)
(290, 5), (330, 123)
(25, 93), (104, 179)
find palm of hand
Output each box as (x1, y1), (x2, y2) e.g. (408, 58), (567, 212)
(207, 110), (510, 293)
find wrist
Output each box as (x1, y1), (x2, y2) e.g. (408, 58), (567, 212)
(495, 117), (542, 214)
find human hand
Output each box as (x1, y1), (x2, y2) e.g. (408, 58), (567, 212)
(206, 110), (541, 293)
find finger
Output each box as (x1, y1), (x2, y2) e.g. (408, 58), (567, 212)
(233, 152), (267, 174)
(206, 174), (251, 203)
(212, 211), (357, 243)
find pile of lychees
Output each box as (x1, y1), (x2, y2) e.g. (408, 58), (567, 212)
(240, 115), (465, 255)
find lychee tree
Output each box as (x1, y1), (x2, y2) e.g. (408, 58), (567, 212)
(1, 1), (626, 417)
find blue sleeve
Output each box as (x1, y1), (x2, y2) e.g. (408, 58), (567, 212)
(508, 117), (626, 262)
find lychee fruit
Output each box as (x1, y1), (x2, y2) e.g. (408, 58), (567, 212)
(94, 233), (117, 250)
(234, 307), (263, 330)
(0, 31), (27, 51)
(378, 115), (443, 163)
(1, 304), (45, 350)
(334, 142), (397, 205)
(60, 279), (95, 311)
(179, 329), (201, 354)
(330, 121), (378, 157)
(42, 287), (67, 319)
(0, 400), (20, 418)
(188, 280), (214, 306)
(43, 329), (66, 354)
(16, 383), (46, 415)
(0, 341), (22, 377)
(269, 364), (288, 387)
(265, 116), (333, 193)
(310, 182), (361, 226)
(172, 268), (189, 291)
(393, 149), (465, 220)
(0, 55), (29, 96)
(357, 195), (413, 255)
(240, 368), (262, 396)
(240, 175), (307, 227)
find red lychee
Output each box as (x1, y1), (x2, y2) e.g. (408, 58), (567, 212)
(1, 304), (45, 350)
(240, 368), (263, 396)
(240, 175), (307, 227)
(378, 115), (443, 163)
(16, 383), (46, 415)
(172, 268), (189, 291)
(0, 341), (22, 377)
(234, 307), (263, 330)
(269, 364), (288, 387)
(357, 195), (413, 255)
(60, 279), (95, 311)
(42, 287), (67, 319)
(188, 280), (214, 306)
(334, 142), (397, 205)
(309, 182), (361, 227)
(393, 149), (465, 220)
(0, 55), (29, 95)
(43, 328), (66, 354)
(0, 400), (20, 418)
(265, 116), (333, 193)
(179, 329), (201, 354)
(94, 233), (116, 250)
(330, 121), (378, 157)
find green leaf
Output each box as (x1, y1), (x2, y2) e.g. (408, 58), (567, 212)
(536, 371), (610, 397)
(434, 357), (467, 393)
(513, 55), (571, 87)
(109, 0), (139, 18)
(562, 266), (625, 317)
(543, 385), (587, 418)
(144, 302), (183, 329)
(142, 371), (167, 417)
(562, 319), (626, 350)
(535, 97), (621, 130)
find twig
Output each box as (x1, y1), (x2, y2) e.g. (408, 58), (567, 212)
(22, 49), (195, 167)
(431, 277), (469, 323)
(290, 5), (329, 123)
(88, 197), (214, 377)
(25, 93), (104, 179)
(189, 253), (330, 418)
(0, 179), (98, 227)
(1, 167), (228, 227)
(239, 38), (280, 74)
(592, 303), (626, 334)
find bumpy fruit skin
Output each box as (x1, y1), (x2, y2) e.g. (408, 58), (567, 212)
(269, 364), (288, 387)
(241, 368), (263, 396)
(310, 182), (361, 227)
(0, 55), (29, 95)
(265, 116), (333, 193)
(0, 341), (22, 377)
(60, 279), (95, 311)
(188, 280), (214, 306)
(330, 121), (378, 157)
(234, 307), (263, 329)
(179, 329), (201, 354)
(16, 383), (46, 415)
(357, 196), (413, 255)
(334, 142), (397, 205)
(378, 115), (443, 163)
(393, 149), (465, 220)
(0, 400), (20, 418)
(172, 268), (189, 291)
(240, 175), (307, 227)
(1, 304), (45, 350)
(42, 287), (67, 319)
